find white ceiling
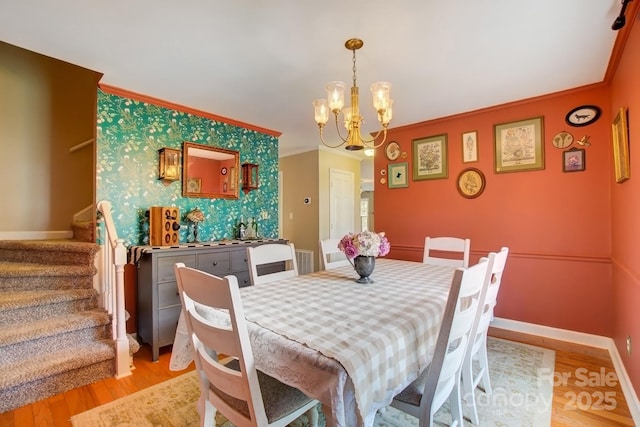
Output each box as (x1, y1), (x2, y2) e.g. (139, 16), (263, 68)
(0, 1), (623, 159)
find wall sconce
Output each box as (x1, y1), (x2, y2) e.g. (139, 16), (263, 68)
(242, 163), (259, 193)
(158, 148), (181, 181)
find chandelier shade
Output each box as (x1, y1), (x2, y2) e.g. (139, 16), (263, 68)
(313, 38), (393, 151)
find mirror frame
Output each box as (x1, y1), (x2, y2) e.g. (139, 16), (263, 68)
(182, 142), (240, 199)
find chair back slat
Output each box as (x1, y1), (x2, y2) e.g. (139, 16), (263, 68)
(423, 236), (471, 268)
(247, 243), (299, 285)
(319, 238), (350, 270)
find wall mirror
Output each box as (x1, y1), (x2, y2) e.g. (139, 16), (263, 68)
(182, 142), (239, 199)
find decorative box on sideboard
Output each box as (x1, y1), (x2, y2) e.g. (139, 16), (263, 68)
(135, 239), (288, 361)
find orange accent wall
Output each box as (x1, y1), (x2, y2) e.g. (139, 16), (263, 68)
(609, 5), (640, 398)
(376, 84), (613, 337)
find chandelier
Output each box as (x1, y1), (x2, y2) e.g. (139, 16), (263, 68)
(313, 38), (393, 151)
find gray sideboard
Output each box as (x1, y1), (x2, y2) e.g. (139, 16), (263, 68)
(135, 239), (287, 361)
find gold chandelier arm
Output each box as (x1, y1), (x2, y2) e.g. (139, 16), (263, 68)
(318, 124), (348, 149)
(361, 127), (389, 149)
(332, 112), (349, 143)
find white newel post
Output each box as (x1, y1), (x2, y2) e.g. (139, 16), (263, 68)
(97, 200), (132, 378)
(113, 237), (130, 378)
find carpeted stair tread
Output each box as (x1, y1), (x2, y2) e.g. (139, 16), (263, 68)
(0, 289), (99, 325)
(0, 309), (110, 347)
(0, 289), (97, 311)
(0, 239), (99, 253)
(0, 261), (96, 278)
(0, 237), (118, 412)
(0, 340), (115, 390)
(0, 239), (100, 265)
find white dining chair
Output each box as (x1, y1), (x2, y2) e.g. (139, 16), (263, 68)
(173, 263), (319, 427)
(390, 256), (492, 427)
(423, 236), (471, 268)
(247, 242), (298, 285)
(319, 238), (350, 270)
(462, 247), (510, 424)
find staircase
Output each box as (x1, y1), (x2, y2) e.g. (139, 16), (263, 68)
(0, 233), (115, 413)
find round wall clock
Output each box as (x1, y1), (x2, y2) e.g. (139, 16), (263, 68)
(565, 105), (601, 127)
(457, 168), (486, 199)
(385, 141), (401, 161)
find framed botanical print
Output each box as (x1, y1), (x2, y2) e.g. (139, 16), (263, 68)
(462, 131), (478, 163)
(494, 116), (544, 173)
(412, 134), (448, 181)
(562, 147), (585, 172)
(388, 162), (409, 188)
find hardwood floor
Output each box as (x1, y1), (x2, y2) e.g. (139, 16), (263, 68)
(0, 329), (635, 426)
(489, 327), (635, 427)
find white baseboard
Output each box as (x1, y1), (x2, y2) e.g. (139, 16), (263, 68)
(492, 317), (640, 424)
(0, 231), (73, 240)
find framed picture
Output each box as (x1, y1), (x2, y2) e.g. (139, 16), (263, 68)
(562, 148), (585, 172)
(457, 168), (486, 198)
(612, 107), (630, 183)
(186, 177), (202, 193)
(494, 116), (544, 173)
(412, 134), (448, 181)
(462, 131), (478, 163)
(388, 162), (409, 188)
(229, 166), (237, 190)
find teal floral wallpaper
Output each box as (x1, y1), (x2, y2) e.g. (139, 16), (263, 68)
(96, 89), (279, 247)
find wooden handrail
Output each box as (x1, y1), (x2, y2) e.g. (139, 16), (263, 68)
(69, 138), (94, 153)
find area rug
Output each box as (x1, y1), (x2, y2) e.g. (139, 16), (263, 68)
(71, 337), (554, 427)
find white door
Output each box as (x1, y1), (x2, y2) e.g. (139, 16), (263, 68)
(329, 168), (355, 239)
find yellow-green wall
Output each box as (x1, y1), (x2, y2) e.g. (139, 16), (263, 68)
(280, 148), (361, 271)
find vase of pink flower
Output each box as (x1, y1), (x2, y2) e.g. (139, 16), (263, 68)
(338, 231), (391, 283)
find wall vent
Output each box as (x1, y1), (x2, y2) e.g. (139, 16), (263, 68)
(295, 249), (314, 275)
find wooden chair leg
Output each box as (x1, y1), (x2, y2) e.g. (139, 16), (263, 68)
(478, 340), (492, 395)
(449, 382), (464, 427)
(462, 345), (481, 425)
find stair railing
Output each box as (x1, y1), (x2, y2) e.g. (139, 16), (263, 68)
(96, 200), (131, 378)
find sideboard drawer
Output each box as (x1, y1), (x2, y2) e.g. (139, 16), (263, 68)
(158, 305), (182, 346)
(157, 255), (196, 282)
(234, 270), (251, 288)
(230, 249), (249, 271)
(158, 281), (180, 308)
(198, 252), (230, 275)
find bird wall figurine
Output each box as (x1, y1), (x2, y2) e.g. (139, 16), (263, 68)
(576, 135), (591, 147)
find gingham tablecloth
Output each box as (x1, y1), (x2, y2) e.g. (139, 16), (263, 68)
(171, 258), (455, 427)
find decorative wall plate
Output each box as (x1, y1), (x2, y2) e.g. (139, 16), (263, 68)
(552, 131), (574, 149)
(385, 141), (401, 161)
(457, 168), (485, 199)
(221, 167), (228, 175)
(565, 105), (601, 127)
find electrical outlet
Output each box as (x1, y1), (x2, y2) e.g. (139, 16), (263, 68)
(627, 335), (632, 356)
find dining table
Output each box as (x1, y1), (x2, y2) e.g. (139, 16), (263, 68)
(169, 258), (456, 427)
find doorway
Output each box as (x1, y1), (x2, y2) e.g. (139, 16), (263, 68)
(329, 168), (355, 239)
